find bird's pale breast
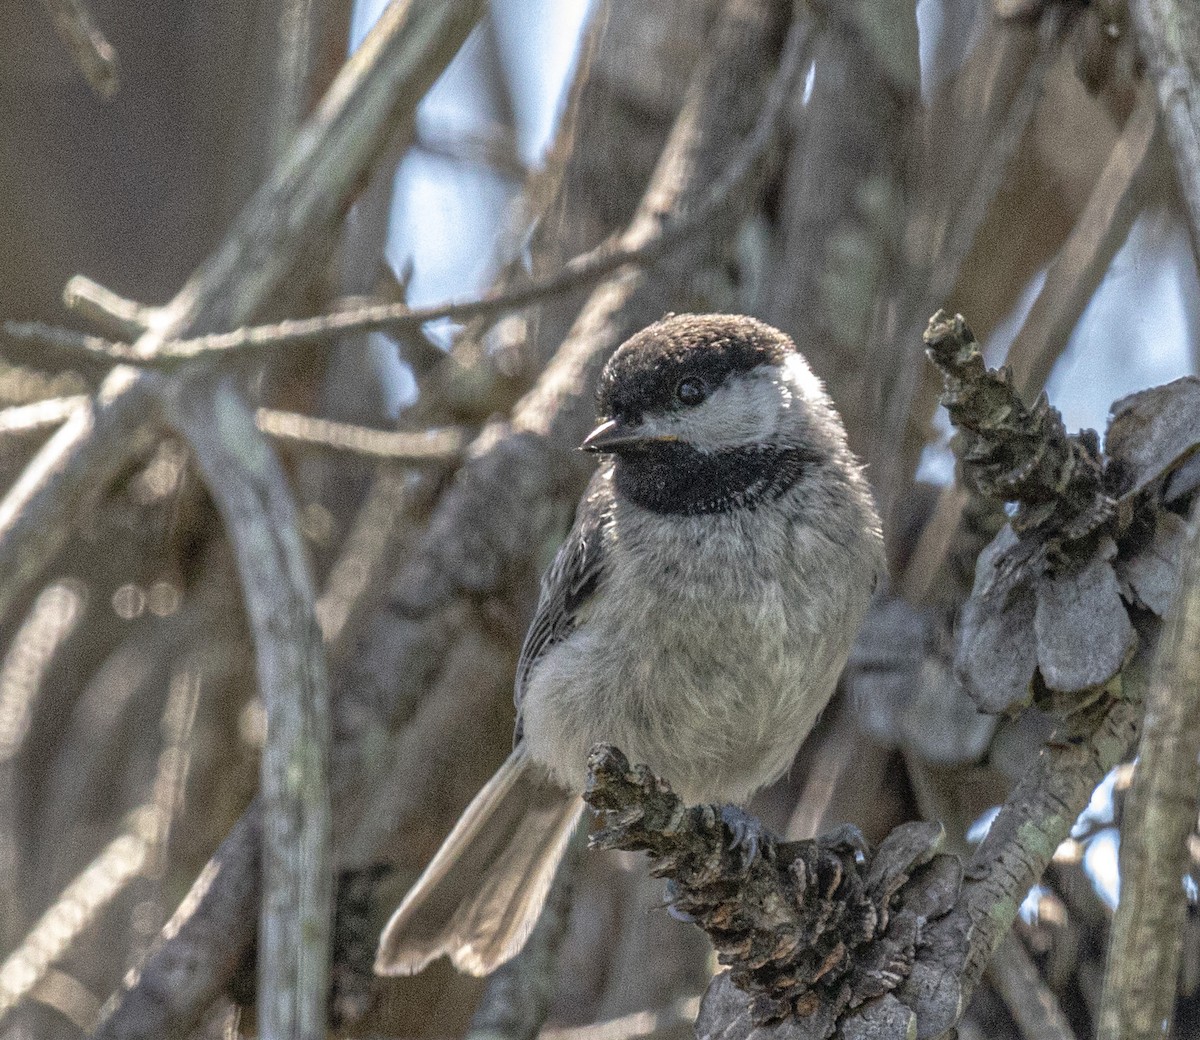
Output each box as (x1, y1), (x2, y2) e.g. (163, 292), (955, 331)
(519, 475), (879, 805)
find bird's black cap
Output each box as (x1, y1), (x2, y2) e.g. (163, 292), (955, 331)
(596, 313), (796, 424)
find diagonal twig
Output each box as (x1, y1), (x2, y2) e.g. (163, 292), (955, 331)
(255, 408), (465, 463)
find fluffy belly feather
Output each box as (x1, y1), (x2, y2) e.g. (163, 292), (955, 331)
(520, 510), (871, 805)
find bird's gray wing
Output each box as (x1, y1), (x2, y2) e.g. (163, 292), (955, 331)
(513, 472), (611, 743)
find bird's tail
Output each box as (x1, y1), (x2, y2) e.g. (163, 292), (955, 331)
(374, 750), (585, 976)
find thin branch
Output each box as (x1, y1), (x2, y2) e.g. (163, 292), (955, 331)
(1005, 85), (1159, 396)
(62, 275), (156, 339)
(255, 407), (464, 463)
(1097, 499), (1200, 1040)
(2, 320), (132, 364)
(0, 396), (88, 437)
(38, 0), (119, 99)
(1130, 0), (1200, 263)
(161, 377), (332, 1040)
(4, 22), (805, 373)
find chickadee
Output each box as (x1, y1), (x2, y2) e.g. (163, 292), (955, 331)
(375, 313), (884, 977)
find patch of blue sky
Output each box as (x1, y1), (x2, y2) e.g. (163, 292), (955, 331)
(1084, 827), (1120, 909)
(347, 0), (593, 415)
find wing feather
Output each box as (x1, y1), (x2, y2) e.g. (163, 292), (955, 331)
(513, 470), (611, 740)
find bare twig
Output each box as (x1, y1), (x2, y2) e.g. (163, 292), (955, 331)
(0, 0), (485, 639)
(161, 378), (332, 1040)
(1130, 0), (1200, 262)
(63, 276), (155, 339)
(256, 407), (464, 463)
(1097, 500), (1200, 1040)
(38, 0), (119, 99)
(0, 396), (88, 437)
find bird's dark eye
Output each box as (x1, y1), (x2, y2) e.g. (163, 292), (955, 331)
(675, 377), (707, 406)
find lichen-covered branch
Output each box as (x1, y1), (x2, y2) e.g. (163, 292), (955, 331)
(1098, 501), (1200, 1040)
(911, 692), (1140, 1039)
(630, 691), (1138, 1040)
(161, 378), (332, 1040)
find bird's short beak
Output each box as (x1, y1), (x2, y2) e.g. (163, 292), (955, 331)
(580, 418), (676, 453)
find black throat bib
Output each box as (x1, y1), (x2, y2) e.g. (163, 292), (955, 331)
(614, 442), (816, 517)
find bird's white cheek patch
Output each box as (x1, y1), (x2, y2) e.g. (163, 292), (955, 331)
(665, 375), (788, 449)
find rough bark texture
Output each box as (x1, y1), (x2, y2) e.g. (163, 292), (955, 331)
(1098, 501), (1200, 1040)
